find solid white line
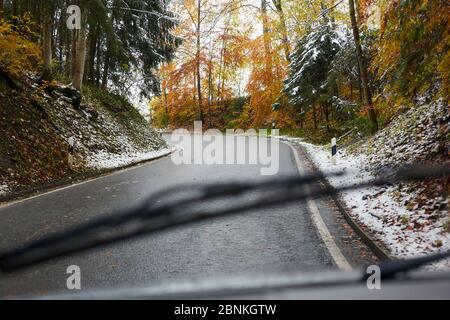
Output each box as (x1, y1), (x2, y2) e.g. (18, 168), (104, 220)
(0, 151), (172, 210)
(286, 142), (352, 271)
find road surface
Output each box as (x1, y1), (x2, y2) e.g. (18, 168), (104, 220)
(0, 135), (375, 297)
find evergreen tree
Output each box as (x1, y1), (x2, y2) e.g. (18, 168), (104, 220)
(284, 21), (342, 109)
(1, 0), (180, 94)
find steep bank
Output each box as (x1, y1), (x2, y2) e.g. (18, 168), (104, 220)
(0, 72), (169, 197)
(276, 99), (449, 268)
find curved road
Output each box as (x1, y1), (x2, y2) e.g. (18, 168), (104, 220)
(0, 136), (374, 297)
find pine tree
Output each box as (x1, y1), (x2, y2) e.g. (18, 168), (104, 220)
(284, 21), (342, 109)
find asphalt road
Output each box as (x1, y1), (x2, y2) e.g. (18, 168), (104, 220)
(0, 135), (374, 298)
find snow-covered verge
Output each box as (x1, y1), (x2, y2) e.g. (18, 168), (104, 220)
(0, 73), (169, 197)
(273, 99), (450, 269)
(350, 99), (448, 170)
(60, 88), (170, 171)
(86, 147), (174, 170)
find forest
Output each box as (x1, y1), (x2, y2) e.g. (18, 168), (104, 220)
(0, 0), (179, 98)
(148, 0), (449, 143)
(0, 0), (448, 141)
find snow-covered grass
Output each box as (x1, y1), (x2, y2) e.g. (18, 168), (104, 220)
(86, 147), (174, 170)
(273, 135), (450, 270)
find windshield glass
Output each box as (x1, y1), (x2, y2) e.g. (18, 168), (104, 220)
(0, 0), (448, 299)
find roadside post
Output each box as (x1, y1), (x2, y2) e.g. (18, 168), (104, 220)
(68, 136), (75, 169)
(331, 137), (337, 165)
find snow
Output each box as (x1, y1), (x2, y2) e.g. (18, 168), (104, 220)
(285, 23), (351, 103)
(0, 184), (8, 197)
(272, 135), (450, 270)
(86, 147), (174, 170)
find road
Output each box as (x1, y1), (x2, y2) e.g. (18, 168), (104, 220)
(0, 135), (375, 297)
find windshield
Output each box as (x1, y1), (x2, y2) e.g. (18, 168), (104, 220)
(0, 0), (449, 300)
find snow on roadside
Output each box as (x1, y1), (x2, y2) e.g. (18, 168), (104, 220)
(86, 147), (174, 170)
(274, 135), (450, 270)
(0, 184), (8, 197)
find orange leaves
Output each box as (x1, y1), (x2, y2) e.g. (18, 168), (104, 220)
(150, 59), (201, 128)
(221, 33), (250, 68)
(241, 37), (287, 128)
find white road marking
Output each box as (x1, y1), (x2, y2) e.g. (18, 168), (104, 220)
(0, 152), (172, 210)
(2, 138), (351, 271)
(286, 142), (352, 270)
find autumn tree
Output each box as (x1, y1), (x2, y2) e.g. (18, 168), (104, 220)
(372, 0), (449, 102)
(348, 0), (377, 132)
(0, 0), (179, 95)
(0, 13), (41, 77)
(272, 0), (290, 62)
(41, 0), (54, 80)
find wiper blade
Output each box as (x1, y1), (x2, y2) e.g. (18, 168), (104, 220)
(0, 163), (448, 273)
(0, 171), (338, 272)
(370, 250), (450, 280)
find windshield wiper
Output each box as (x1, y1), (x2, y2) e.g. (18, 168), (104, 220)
(0, 163), (448, 274)
(368, 250), (450, 280)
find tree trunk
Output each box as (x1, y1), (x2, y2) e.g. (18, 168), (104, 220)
(101, 44), (111, 90)
(57, 14), (65, 74)
(324, 101), (330, 132)
(196, 0), (203, 122)
(72, 8), (88, 91)
(12, 0), (18, 17)
(207, 52), (214, 128)
(161, 63), (169, 117)
(348, 0), (378, 132)
(0, 0), (4, 19)
(217, 20), (230, 103)
(354, 0), (362, 26)
(65, 29), (72, 79)
(42, 6), (53, 80)
(272, 0), (290, 62)
(312, 105), (317, 129)
(94, 37), (102, 86)
(85, 22), (99, 84)
(261, 0), (271, 66)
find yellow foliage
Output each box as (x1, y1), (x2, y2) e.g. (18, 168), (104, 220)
(149, 62), (199, 128)
(371, 0), (449, 101)
(240, 37), (287, 128)
(0, 14), (42, 77)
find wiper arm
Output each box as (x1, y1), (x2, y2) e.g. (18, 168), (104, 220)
(0, 164), (448, 273)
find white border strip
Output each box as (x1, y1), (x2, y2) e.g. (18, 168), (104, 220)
(286, 142), (352, 270)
